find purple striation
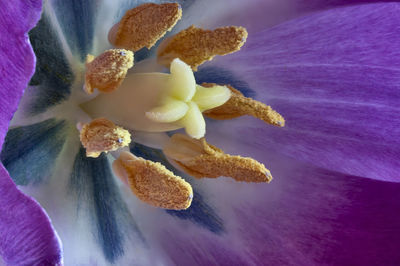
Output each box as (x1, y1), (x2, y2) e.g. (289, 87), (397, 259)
(158, 149), (400, 265)
(0, 0), (399, 265)
(0, 0), (63, 265)
(210, 3), (400, 182)
(0, 165), (62, 266)
(204, 0), (395, 35)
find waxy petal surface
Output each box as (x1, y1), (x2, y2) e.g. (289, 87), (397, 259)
(158, 136), (400, 265)
(209, 3), (400, 181)
(0, 0), (62, 264)
(3, 0), (400, 265)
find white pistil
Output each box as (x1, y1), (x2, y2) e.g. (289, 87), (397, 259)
(81, 59), (231, 139)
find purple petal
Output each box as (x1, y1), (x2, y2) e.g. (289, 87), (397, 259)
(0, 0), (41, 148)
(0, 165), (62, 265)
(157, 147), (400, 265)
(208, 2), (400, 181)
(0, 0), (63, 264)
(179, 0), (391, 34)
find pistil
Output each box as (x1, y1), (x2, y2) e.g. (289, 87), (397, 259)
(82, 59), (231, 139)
(145, 58), (231, 138)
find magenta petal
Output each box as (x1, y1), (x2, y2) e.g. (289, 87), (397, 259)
(0, 0), (63, 264)
(0, 165), (62, 265)
(158, 151), (400, 265)
(0, 0), (40, 147)
(210, 2), (400, 181)
(194, 0), (391, 34)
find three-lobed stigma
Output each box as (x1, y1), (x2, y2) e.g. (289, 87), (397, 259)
(145, 58), (231, 139)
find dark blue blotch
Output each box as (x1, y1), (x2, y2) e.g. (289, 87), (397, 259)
(1, 119), (69, 185)
(70, 147), (141, 263)
(179, 0), (196, 9)
(29, 15), (74, 114)
(130, 142), (168, 164)
(130, 142), (224, 234)
(52, 0), (96, 60)
(167, 191), (224, 234)
(195, 66), (255, 97)
(134, 46), (157, 63)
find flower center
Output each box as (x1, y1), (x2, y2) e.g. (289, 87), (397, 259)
(77, 2), (285, 210)
(82, 57), (231, 138)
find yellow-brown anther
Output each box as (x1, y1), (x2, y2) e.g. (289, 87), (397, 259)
(80, 118), (131, 158)
(163, 134), (272, 183)
(157, 25), (248, 70)
(204, 84), (285, 127)
(85, 49), (134, 94)
(112, 151), (193, 210)
(108, 3), (182, 51)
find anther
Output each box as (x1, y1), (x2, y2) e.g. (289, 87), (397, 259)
(157, 25), (248, 70)
(163, 134), (273, 183)
(204, 84), (285, 127)
(112, 151), (193, 210)
(108, 3), (182, 51)
(79, 118), (131, 158)
(85, 49), (134, 94)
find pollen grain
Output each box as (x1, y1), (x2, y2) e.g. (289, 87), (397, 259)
(157, 25), (248, 70)
(109, 3), (182, 51)
(113, 151), (193, 210)
(85, 49), (134, 94)
(204, 84), (285, 127)
(163, 134), (272, 183)
(80, 118), (131, 158)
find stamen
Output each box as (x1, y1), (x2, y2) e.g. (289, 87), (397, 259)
(80, 118), (131, 158)
(108, 3), (182, 51)
(85, 49), (134, 94)
(157, 25), (248, 70)
(204, 84), (285, 127)
(112, 151), (193, 210)
(163, 134), (272, 183)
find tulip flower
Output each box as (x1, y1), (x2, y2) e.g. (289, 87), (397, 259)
(1, 0), (400, 265)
